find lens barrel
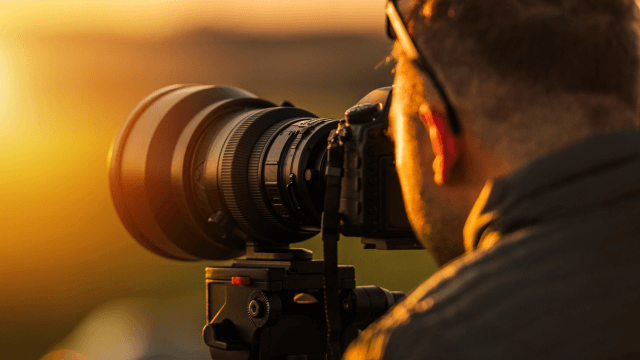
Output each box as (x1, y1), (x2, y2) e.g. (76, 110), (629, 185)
(109, 85), (337, 260)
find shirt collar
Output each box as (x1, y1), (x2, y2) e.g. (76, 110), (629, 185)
(463, 130), (640, 252)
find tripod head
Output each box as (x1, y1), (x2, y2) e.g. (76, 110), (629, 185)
(203, 243), (404, 360)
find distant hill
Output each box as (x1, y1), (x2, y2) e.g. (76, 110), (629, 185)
(21, 28), (395, 118)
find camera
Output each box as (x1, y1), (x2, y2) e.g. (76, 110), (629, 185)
(108, 84), (420, 359)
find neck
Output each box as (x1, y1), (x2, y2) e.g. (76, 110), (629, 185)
(473, 91), (639, 177)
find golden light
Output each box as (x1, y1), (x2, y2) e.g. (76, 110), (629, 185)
(49, 299), (152, 360)
(0, 39), (26, 140)
(0, 2), (425, 359)
(0, 39), (21, 188)
(0, 43), (10, 133)
(0, 0), (386, 38)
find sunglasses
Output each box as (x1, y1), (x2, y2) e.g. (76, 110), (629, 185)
(385, 0), (462, 135)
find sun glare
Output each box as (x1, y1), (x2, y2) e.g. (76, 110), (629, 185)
(0, 47), (6, 121)
(0, 42), (20, 137)
(0, 46), (11, 137)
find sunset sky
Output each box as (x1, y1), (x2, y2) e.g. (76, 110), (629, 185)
(0, 0), (387, 38)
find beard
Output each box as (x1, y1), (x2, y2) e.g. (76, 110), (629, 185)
(408, 189), (467, 267)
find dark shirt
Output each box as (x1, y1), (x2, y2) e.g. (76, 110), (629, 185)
(344, 130), (640, 360)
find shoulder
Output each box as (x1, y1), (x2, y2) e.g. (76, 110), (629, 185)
(345, 219), (640, 360)
(345, 240), (512, 360)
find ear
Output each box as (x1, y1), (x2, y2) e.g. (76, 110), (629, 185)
(419, 104), (461, 185)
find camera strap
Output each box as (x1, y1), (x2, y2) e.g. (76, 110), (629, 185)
(322, 120), (349, 360)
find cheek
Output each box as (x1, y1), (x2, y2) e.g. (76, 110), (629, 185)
(395, 132), (433, 237)
(393, 107), (434, 214)
(394, 112), (432, 178)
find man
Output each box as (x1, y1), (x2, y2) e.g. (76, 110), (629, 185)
(344, 0), (640, 358)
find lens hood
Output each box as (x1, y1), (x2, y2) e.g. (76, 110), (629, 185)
(109, 85), (269, 260)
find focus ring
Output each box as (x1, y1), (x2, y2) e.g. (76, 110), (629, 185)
(219, 107), (317, 242)
(247, 118), (300, 240)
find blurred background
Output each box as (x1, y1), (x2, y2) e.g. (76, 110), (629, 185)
(0, 1), (439, 359)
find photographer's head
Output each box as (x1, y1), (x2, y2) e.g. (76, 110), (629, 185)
(388, 0), (640, 265)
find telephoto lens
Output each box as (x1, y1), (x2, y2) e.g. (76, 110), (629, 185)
(108, 85), (339, 261)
